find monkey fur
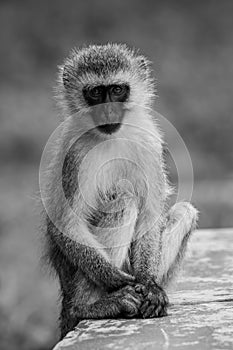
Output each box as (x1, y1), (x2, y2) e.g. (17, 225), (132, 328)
(41, 44), (198, 339)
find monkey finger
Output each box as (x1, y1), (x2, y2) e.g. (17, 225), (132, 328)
(158, 291), (169, 306)
(157, 305), (168, 317)
(135, 284), (147, 295)
(123, 307), (138, 318)
(157, 293), (169, 308)
(119, 285), (137, 296)
(146, 287), (169, 308)
(110, 272), (135, 290)
(142, 304), (157, 318)
(151, 303), (163, 318)
(118, 286), (142, 301)
(140, 300), (150, 316)
(119, 272), (135, 284)
(158, 306), (168, 317)
(124, 294), (142, 307)
(121, 299), (140, 317)
(154, 289), (169, 306)
(150, 303), (168, 318)
(145, 291), (154, 302)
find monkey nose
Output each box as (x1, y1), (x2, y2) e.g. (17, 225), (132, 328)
(92, 102), (124, 134)
(97, 123), (121, 134)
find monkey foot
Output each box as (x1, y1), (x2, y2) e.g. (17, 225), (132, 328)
(113, 285), (144, 318)
(136, 280), (169, 318)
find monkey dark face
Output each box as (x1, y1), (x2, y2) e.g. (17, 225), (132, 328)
(83, 84), (130, 106)
(61, 44), (155, 136)
(82, 84), (130, 134)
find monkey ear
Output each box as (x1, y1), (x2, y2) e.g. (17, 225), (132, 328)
(139, 57), (147, 69)
(136, 56), (151, 76)
(62, 65), (72, 89)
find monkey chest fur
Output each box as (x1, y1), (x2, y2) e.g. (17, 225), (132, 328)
(71, 136), (166, 269)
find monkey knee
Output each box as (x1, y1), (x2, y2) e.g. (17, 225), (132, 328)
(168, 202), (198, 232)
(158, 202), (198, 284)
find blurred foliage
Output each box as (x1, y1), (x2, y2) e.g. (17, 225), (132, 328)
(0, 0), (233, 349)
(1, 0), (233, 172)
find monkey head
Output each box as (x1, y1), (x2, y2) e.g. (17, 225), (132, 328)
(56, 43), (156, 135)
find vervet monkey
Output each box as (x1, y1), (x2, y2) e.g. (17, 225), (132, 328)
(41, 43), (198, 338)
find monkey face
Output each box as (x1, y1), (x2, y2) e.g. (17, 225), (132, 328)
(82, 84), (130, 134)
(59, 44), (156, 135)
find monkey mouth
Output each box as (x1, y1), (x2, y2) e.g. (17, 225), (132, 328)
(97, 123), (121, 134)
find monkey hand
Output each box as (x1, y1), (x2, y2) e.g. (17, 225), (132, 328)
(138, 278), (169, 318)
(112, 285), (144, 318)
(106, 268), (136, 291)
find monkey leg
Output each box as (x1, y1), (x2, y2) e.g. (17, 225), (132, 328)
(158, 201), (198, 287)
(138, 202), (198, 318)
(60, 283), (143, 339)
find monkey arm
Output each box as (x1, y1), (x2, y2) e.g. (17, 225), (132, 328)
(47, 218), (135, 291)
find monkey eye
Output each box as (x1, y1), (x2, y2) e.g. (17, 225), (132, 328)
(89, 86), (104, 99)
(111, 85), (125, 96)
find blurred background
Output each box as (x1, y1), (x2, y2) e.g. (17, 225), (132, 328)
(0, 0), (233, 349)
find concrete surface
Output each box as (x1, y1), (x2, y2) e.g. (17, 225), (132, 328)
(53, 229), (233, 350)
